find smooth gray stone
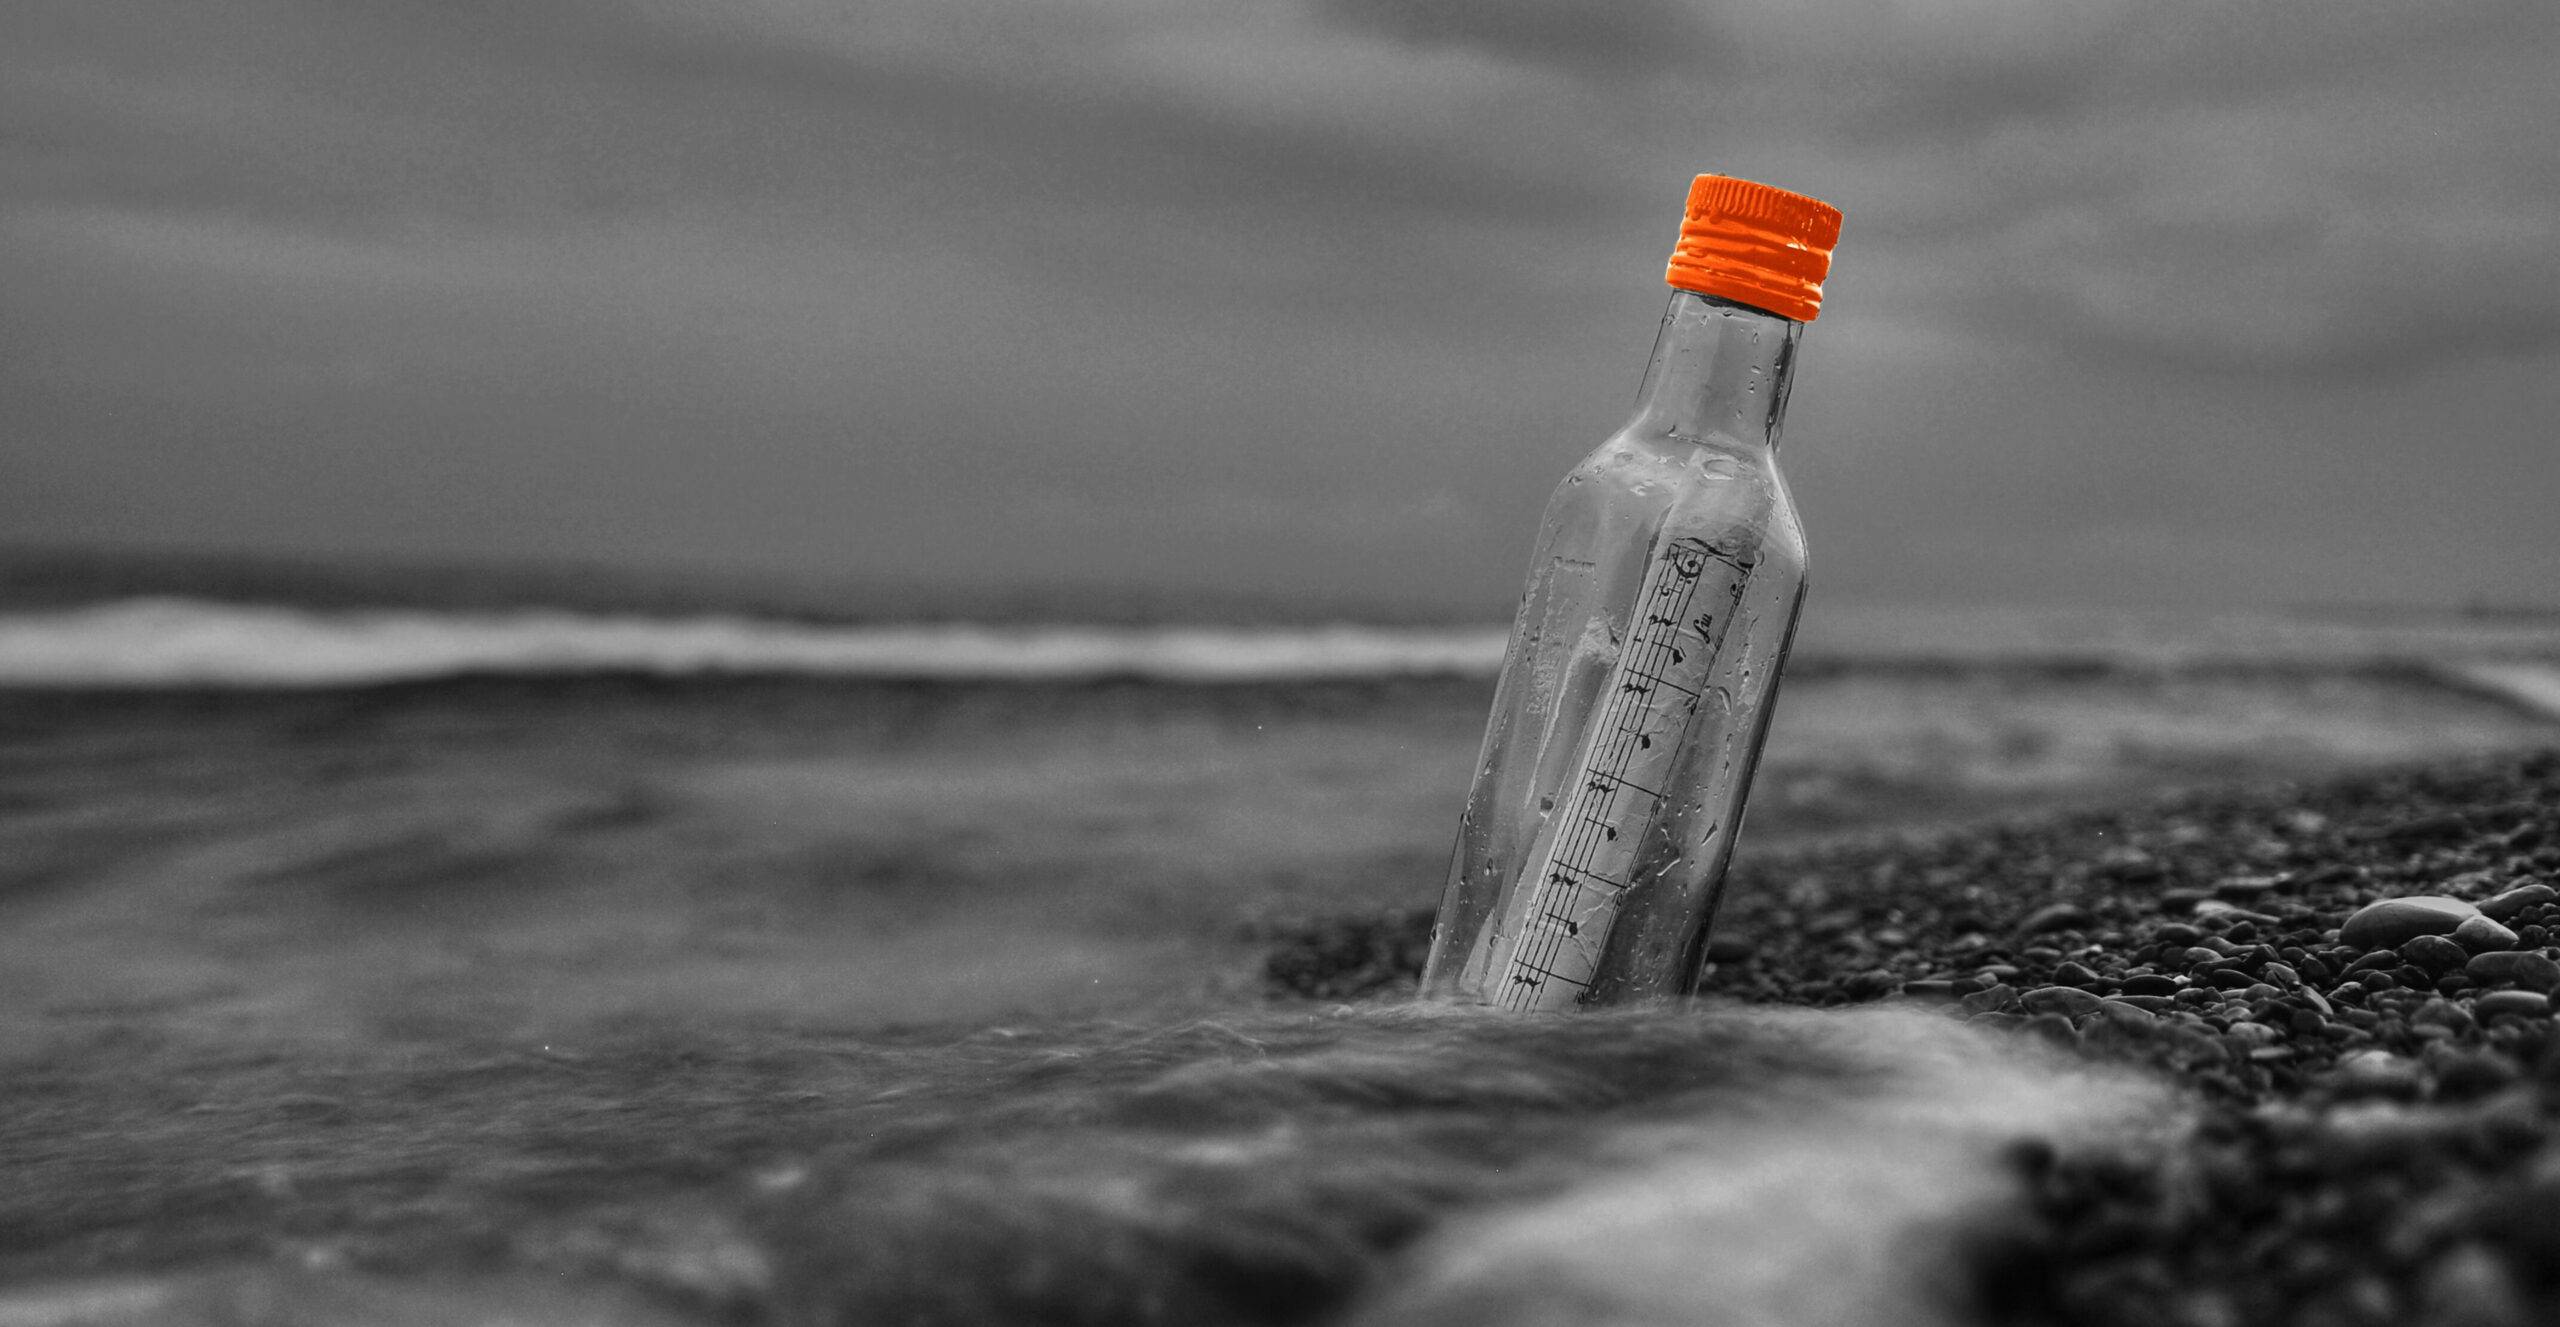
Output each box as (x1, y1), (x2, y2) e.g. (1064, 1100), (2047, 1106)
(2465, 950), (2560, 991)
(2473, 990), (2551, 1021)
(2340, 896), (2480, 950)
(2453, 914), (2521, 953)
(2480, 883), (2558, 922)
(2094, 998), (2158, 1024)
(2399, 934), (2469, 974)
(2019, 985), (2105, 1018)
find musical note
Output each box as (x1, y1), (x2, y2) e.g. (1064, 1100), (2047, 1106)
(1495, 531), (1756, 1007)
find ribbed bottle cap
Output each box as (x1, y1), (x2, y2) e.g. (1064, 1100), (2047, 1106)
(1663, 175), (1843, 323)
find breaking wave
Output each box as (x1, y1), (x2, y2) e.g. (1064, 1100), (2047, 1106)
(0, 598), (1511, 688)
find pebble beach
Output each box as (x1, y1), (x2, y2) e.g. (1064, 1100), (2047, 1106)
(1272, 748), (2560, 1327)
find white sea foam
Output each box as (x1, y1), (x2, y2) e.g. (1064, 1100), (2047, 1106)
(0, 598), (1512, 687)
(6, 597), (2559, 693)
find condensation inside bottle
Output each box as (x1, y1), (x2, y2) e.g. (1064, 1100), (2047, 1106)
(1424, 292), (1809, 1009)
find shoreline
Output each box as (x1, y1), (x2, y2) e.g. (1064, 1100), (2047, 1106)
(1270, 747), (2560, 1326)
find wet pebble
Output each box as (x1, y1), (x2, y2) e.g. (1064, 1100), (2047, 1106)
(1960, 983), (2021, 1015)
(2052, 959), (2107, 988)
(2021, 985), (2107, 1018)
(2340, 896), (2480, 950)
(2480, 883), (2559, 922)
(2094, 998), (2158, 1024)
(2465, 950), (2560, 991)
(2400, 934), (2471, 975)
(2412, 998), (2477, 1034)
(2453, 914), (2521, 953)
(2473, 990), (2551, 1021)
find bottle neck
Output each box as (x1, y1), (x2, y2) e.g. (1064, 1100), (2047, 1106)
(1628, 290), (1803, 452)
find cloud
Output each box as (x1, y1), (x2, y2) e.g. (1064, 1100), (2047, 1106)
(5, 0), (2557, 608)
(1302, 0), (1715, 73)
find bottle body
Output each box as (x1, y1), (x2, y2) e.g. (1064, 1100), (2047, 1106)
(1422, 292), (1809, 1009)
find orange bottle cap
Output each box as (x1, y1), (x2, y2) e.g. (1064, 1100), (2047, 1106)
(1663, 175), (1843, 323)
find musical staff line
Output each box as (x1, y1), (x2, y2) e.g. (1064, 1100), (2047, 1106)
(1496, 535), (1745, 1010)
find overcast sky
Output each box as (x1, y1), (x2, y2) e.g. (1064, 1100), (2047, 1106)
(5, 0), (2556, 617)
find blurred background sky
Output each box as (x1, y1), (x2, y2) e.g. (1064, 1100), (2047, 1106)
(5, 0), (2556, 620)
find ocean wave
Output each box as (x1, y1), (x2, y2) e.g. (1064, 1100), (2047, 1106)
(0, 598), (1512, 687)
(8, 597), (2560, 692)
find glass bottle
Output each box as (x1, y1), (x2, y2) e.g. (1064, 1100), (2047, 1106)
(1422, 175), (1842, 1010)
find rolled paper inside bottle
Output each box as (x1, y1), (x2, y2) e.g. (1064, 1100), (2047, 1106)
(1486, 534), (1755, 1010)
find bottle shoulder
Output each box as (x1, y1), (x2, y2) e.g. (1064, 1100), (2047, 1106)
(1536, 427), (1805, 573)
(1550, 429), (1797, 517)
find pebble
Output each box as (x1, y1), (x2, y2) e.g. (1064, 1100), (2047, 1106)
(2345, 950), (2398, 975)
(2465, 950), (2560, 991)
(2021, 985), (2107, 1018)
(2480, 882), (2559, 922)
(2019, 903), (2094, 935)
(2399, 934), (2471, 975)
(2192, 901), (2278, 925)
(2094, 998), (2158, 1025)
(2472, 990), (2551, 1021)
(2452, 914), (2520, 953)
(1960, 983), (2021, 1014)
(2411, 998), (2476, 1034)
(1270, 752), (2560, 1323)
(2051, 959), (2107, 989)
(2339, 896), (2480, 949)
